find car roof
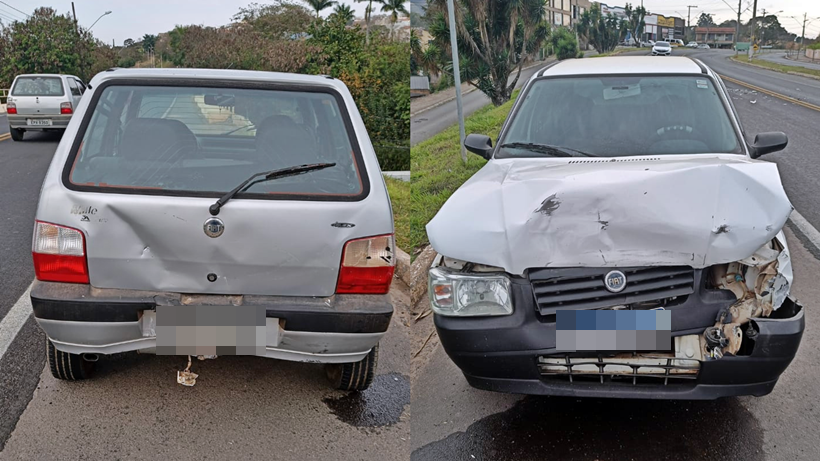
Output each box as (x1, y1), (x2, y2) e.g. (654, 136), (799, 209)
(89, 67), (345, 90)
(537, 56), (706, 78)
(15, 74), (75, 78)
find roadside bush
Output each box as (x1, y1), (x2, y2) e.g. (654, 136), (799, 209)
(552, 27), (579, 60)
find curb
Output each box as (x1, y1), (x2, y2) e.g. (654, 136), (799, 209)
(728, 56), (820, 82)
(410, 60), (552, 118)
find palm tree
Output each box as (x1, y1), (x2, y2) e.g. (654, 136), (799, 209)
(331, 4), (355, 25)
(380, 0), (409, 39)
(304, 0), (336, 18)
(355, 0), (375, 44)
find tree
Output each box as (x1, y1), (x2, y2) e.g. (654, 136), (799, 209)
(233, 1), (313, 39)
(697, 12), (716, 27)
(142, 33), (157, 52)
(380, 0), (409, 39)
(622, 3), (646, 47)
(304, 0), (336, 18)
(427, 0), (549, 106)
(551, 27), (579, 60)
(577, 3), (624, 54)
(123, 38), (135, 47)
(355, 0), (375, 44)
(330, 4), (355, 25)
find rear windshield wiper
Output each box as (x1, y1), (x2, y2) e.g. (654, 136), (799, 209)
(209, 162), (336, 215)
(499, 142), (592, 157)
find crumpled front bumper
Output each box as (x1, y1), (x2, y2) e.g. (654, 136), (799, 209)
(434, 278), (804, 400)
(31, 281), (392, 364)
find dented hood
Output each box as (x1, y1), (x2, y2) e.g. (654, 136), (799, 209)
(426, 156), (793, 275)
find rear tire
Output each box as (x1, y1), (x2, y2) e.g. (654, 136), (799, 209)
(46, 338), (94, 381)
(9, 127), (23, 141)
(325, 344), (378, 391)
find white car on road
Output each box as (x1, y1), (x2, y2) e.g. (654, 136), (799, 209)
(652, 41), (672, 56)
(6, 74), (86, 141)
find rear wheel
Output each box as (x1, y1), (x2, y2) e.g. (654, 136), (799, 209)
(325, 344), (378, 391)
(9, 127), (23, 141)
(46, 338), (95, 380)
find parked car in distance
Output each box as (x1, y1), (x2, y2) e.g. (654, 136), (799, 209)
(427, 56), (801, 400)
(29, 68), (396, 391)
(686, 41), (699, 48)
(668, 39), (685, 47)
(6, 74), (86, 141)
(698, 43), (711, 49)
(640, 40), (655, 47)
(652, 41), (672, 56)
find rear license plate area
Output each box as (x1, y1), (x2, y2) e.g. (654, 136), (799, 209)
(142, 306), (278, 356)
(26, 119), (52, 126)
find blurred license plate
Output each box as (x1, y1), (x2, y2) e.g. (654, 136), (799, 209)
(27, 119), (52, 126)
(142, 306), (277, 356)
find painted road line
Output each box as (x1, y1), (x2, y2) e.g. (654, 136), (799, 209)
(789, 210), (820, 253)
(0, 283), (32, 361)
(719, 74), (820, 112)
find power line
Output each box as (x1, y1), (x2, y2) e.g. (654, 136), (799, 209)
(0, 11), (17, 23)
(0, 1), (28, 18)
(0, 6), (24, 21)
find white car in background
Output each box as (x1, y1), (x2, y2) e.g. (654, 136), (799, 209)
(6, 74), (86, 141)
(686, 41), (699, 48)
(652, 41), (672, 56)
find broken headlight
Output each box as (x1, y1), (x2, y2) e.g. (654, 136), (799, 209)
(428, 267), (513, 317)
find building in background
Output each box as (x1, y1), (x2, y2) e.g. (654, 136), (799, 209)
(695, 27), (736, 48)
(546, 0), (591, 28)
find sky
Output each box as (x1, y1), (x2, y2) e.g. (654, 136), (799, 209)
(0, 0), (393, 46)
(634, 1), (820, 37)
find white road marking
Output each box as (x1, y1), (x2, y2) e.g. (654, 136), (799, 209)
(789, 209), (820, 251)
(0, 283), (33, 361)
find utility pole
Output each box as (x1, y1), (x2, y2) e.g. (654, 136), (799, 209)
(687, 5), (697, 42)
(798, 13), (807, 59)
(446, 0), (466, 163)
(71, 2), (77, 33)
(747, 0), (757, 61)
(734, 0), (741, 56)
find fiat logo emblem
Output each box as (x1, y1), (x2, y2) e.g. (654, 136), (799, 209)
(604, 270), (627, 293)
(203, 217), (225, 238)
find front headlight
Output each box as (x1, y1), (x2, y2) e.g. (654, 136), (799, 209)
(428, 267), (513, 317)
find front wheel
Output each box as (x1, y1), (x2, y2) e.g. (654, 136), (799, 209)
(9, 127), (23, 141)
(46, 338), (95, 380)
(325, 344), (378, 391)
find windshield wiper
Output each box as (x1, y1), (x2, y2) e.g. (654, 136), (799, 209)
(499, 142), (593, 157)
(209, 162), (336, 215)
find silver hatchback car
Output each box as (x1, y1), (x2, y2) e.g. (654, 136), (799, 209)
(30, 68), (395, 390)
(6, 73), (86, 141)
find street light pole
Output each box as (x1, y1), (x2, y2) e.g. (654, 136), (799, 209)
(687, 5), (697, 42)
(446, 0), (467, 163)
(88, 10), (112, 31)
(734, 0), (741, 56)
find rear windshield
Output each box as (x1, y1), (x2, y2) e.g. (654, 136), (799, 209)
(655, 42), (670, 46)
(68, 84), (364, 198)
(11, 76), (65, 96)
(498, 75), (741, 158)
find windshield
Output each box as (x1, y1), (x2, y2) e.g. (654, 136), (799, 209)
(11, 76), (65, 96)
(655, 41), (670, 47)
(68, 84), (365, 198)
(498, 76), (742, 158)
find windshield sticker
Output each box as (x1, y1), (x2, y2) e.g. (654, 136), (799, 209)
(603, 84), (641, 100)
(697, 79), (709, 89)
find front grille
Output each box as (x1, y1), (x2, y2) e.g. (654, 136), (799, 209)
(538, 353), (700, 385)
(529, 266), (695, 315)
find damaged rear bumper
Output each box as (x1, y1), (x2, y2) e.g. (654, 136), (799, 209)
(435, 279), (804, 400)
(30, 281), (392, 364)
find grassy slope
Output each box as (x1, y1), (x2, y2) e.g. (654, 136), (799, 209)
(729, 56), (820, 79)
(385, 177), (411, 251)
(406, 90), (520, 254)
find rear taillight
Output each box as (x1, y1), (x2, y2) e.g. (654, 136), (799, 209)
(6, 102), (16, 114)
(32, 221), (89, 284)
(336, 234), (395, 294)
(60, 102), (73, 114)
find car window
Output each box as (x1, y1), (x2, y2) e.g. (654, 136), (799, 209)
(74, 79), (86, 94)
(499, 76), (741, 158)
(67, 78), (81, 96)
(11, 76), (65, 96)
(656, 41), (670, 46)
(68, 84), (365, 198)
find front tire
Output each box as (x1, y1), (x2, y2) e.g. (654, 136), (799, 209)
(325, 344), (378, 391)
(47, 338), (94, 380)
(9, 127), (23, 141)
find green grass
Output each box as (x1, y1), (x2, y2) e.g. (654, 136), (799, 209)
(385, 176), (411, 252)
(730, 56), (820, 79)
(407, 90), (520, 254)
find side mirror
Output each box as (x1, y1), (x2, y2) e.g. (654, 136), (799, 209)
(750, 132), (788, 158)
(464, 133), (493, 160)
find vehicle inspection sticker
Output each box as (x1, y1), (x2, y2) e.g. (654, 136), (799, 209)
(696, 79), (709, 89)
(555, 309), (672, 352)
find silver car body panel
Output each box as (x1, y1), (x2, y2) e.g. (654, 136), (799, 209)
(35, 68), (393, 297)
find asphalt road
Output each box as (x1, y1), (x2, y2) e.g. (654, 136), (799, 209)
(411, 48), (820, 460)
(0, 129), (410, 459)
